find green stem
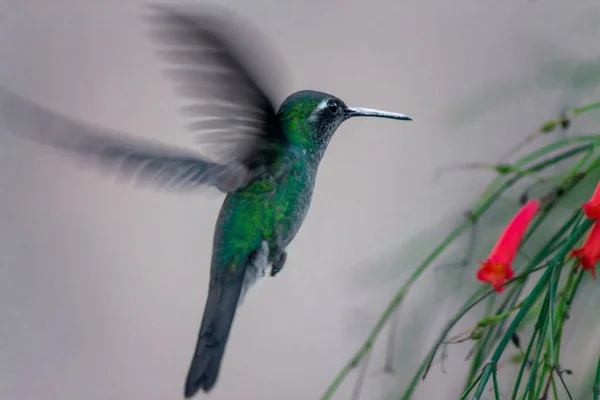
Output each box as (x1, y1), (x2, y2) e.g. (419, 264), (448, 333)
(572, 101), (600, 115)
(473, 362), (496, 399)
(468, 160), (592, 383)
(552, 374), (559, 400)
(527, 294), (551, 399)
(403, 164), (592, 399)
(321, 134), (599, 400)
(401, 264), (549, 400)
(547, 260), (559, 366)
(474, 137), (599, 207)
(319, 219), (471, 400)
(460, 370), (483, 400)
(492, 366), (501, 399)
(401, 287), (485, 399)
(476, 270), (552, 400)
(594, 353), (600, 400)
(511, 325), (539, 399)
(467, 208), (581, 386)
(466, 297), (495, 386)
(471, 218), (593, 399)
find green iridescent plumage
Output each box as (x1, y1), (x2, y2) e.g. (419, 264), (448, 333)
(213, 91), (342, 280)
(0, 4), (413, 399)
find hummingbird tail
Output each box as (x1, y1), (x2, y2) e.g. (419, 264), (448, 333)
(184, 279), (244, 397)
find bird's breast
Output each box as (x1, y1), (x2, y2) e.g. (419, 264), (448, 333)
(211, 160), (317, 273)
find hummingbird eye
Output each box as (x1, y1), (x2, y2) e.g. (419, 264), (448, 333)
(326, 101), (339, 114)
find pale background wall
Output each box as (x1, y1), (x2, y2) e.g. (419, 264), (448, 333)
(1, 0), (600, 399)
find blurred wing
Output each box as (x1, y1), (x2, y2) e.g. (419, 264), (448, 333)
(0, 87), (249, 192)
(0, 5), (289, 193)
(144, 3), (287, 174)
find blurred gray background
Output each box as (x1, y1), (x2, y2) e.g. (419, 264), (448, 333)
(2, 0), (600, 399)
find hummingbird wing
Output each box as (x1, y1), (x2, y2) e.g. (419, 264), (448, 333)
(0, 4), (287, 193)
(145, 4), (287, 179)
(0, 87), (248, 192)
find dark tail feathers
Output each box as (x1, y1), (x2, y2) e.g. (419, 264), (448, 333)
(184, 280), (243, 397)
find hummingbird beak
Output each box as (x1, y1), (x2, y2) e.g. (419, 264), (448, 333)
(344, 107), (412, 121)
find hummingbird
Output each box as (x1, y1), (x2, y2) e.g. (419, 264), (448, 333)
(0, 4), (413, 397)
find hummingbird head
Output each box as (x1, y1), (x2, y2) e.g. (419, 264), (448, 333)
(277, 90), (411, 156)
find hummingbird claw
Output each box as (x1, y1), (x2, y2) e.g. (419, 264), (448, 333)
(270, 251), (287, 277)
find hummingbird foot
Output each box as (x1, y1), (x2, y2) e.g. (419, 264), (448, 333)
(270, 251), (287, 277)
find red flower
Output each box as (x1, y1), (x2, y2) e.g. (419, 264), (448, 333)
(477, 200), (541, 292)
(582, 181), (600, 219)
(570, 221), (600, 279)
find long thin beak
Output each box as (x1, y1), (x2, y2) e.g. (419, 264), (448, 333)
(345, 107), (412, 121)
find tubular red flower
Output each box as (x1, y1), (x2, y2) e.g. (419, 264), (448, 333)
(570, 221), (600, 279)
(476, 199), (540, 292)
(582, 181), (600, 219)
